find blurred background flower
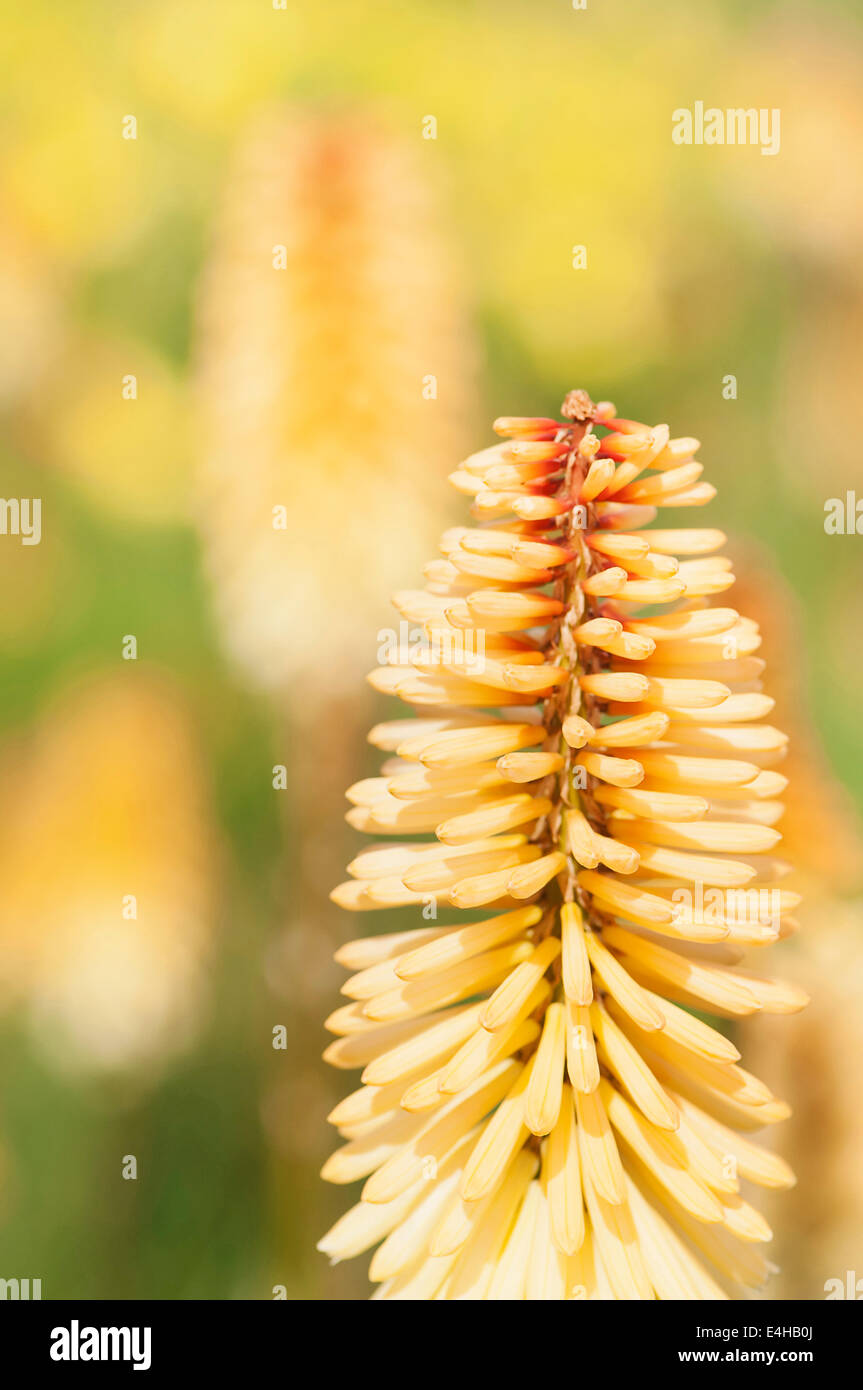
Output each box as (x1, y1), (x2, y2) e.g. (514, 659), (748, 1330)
(195, 105), (477, 1295)
(0, 673), (214, 1073)
(0, 0), (860, 1299)
(732, 556), (863, 1299)
(744, 903), (863, 1299)
(196, 107), (475, 692)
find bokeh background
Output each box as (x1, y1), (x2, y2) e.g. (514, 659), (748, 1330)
(1, 0), (861, 1300)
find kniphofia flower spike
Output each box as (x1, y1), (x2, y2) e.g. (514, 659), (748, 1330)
(320, 390), (806, 1300)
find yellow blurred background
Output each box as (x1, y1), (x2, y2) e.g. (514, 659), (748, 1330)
(0, 0), (861, 1299)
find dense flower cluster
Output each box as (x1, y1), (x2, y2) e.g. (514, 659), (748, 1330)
(320, 392), (805, 1299)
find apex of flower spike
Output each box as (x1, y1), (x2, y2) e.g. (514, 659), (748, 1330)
(559, 388), (596, 423)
